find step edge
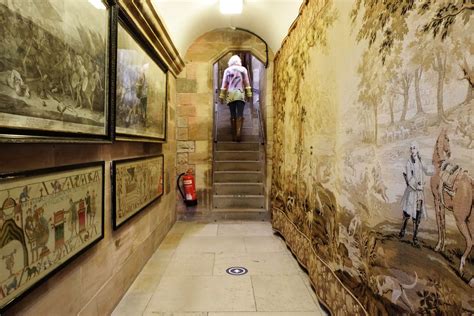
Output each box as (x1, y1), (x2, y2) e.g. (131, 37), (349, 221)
(215, 141), (260, 144)
(214, 150), (261, 153)
(213, 182), (264, 185)
(214, 160), (263, 163)
(214, 170), (263, 174)
(211, 208), (268, 213)
(215, 141), (261, 144)
(213, 194), (266, 198)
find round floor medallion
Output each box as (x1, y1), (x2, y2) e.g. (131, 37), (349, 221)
(226, 266), (248, 276)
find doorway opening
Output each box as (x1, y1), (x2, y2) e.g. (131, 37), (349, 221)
(211, 51), (268, 217)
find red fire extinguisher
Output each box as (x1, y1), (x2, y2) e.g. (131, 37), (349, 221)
(177, 169), (198, 206)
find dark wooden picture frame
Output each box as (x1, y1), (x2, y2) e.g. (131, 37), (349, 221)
(115, 8), (168, 142)
(112, 155), (164, 230)
(0, 0), (117, 143)
(0, 161), (105, 313)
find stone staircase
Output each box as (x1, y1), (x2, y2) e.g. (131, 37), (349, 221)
(212, 102), (267, 218)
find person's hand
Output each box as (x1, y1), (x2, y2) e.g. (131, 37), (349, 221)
(218, 89), (226, 104)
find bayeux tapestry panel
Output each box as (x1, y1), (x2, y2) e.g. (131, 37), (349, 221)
(112, 155), (164, 229)
(0, 162), (104, 312)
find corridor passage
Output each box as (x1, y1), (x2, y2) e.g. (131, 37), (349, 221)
(113, 221), (327, 315)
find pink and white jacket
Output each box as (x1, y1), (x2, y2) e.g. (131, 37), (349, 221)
(219, 65), (252, 104)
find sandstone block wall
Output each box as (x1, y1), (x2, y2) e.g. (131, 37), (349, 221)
(176, 28), (274, 216)
(0, 77), (178, 316)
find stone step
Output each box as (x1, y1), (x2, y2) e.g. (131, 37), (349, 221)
(179, 210), (270, 221)
(216, 119), (257, 127)
(211, 208), (266, 213)
(217, 133), (260, 142)
(217, 118), (257, 127)
(214, 183), (264, 195)
(213, 195), (265, 209)
(216, 127), (258, 136)
(213, 171), (263, 183)
(216, 142), (260, 151)
(217, 104), (252, 111)
(217, 116), (254, 124)
(214, 161), (262, 171)
(217, 107), (253, 113)
(214, 151), (260, 161)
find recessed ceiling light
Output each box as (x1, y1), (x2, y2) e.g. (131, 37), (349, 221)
(220, 0), (243, 15)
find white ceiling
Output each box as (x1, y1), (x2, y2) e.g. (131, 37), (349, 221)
(151, 0), (303, 58)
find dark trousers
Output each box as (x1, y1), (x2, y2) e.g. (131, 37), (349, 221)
(228, 100), (245, 119)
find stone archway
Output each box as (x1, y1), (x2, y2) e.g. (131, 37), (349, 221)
(175, 28), (274, 217)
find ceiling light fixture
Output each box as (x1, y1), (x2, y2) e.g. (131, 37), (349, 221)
(88, 0), (106, 10)
(220, 0), (243, 15)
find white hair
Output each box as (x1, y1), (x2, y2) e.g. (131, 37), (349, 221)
(228, 55), (242, 66)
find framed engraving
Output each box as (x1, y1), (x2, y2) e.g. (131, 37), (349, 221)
(115, 10), (167, 142)
(0, 162), (105, 312)
(0, 0), (116, 142)
(112, 155), (164, 229)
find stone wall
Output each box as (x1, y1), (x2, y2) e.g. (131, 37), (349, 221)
(0, 74), (177, 316)
(175, 28), (274, 216)
(0, 1), (184, 313)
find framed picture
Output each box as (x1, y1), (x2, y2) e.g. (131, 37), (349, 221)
(115, 10), (168, 142)
(112, 155), (164, 229)
(0, 162), (105, 312)
(0, 0), (117, 142)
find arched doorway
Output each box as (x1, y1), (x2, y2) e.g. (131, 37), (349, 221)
(175, 28), (274, 219)
(211, 51), (268, 219)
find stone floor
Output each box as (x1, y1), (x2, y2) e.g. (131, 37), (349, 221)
(112, 221), (328, 316)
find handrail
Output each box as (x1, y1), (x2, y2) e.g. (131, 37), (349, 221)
(255, 100), (266, 145)
(213, 97), (219, 143)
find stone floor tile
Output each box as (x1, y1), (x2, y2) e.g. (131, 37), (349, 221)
(150, 249), (176, 261)
(243, 236), (287, 253)
(213, 252), (300, 276)
(145, 313), (207, 316)
(182, 223), (219, 236)
(217, 222), (275, 237)
(157, 233), (184, 251)
(140, 255), (173, 275)
(164, 253), (215, 276)
(299, 272), (328, 315)
(209, 313), (322, 316)
(168, 221), (193, 235)
(111, 293), (152, 316)
(145, 275), (256, 312)
(114, 221), (327, 316)
(127, 272), (164, 294)
(251, 275), (318, 312)
(176, 236), (246, 253)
